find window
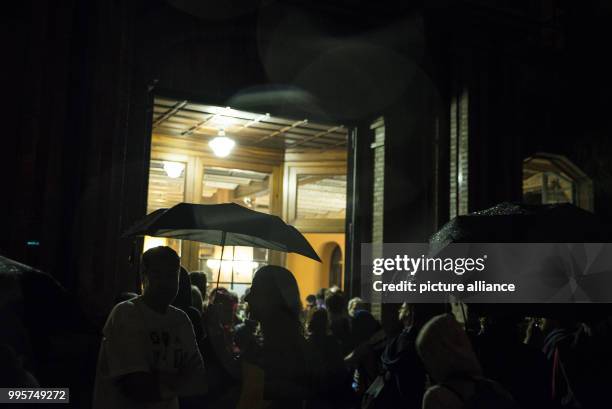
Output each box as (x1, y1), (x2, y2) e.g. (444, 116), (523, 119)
(285, 165), (347, 233)
(196, 167), (273, 296)
(523, 153), (593, 211)
(296, 175), (346, 219)
(200, 167), (271, 213)
(523, 171), (574, 205)
(200, 245), (268, 298)
(144, 159), (186, 255)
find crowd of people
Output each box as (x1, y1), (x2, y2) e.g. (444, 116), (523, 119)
(87, 245), (612, 409)
(3, 244), (612, 408)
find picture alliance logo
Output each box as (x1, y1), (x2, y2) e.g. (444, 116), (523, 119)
(371, 254), (488, 276)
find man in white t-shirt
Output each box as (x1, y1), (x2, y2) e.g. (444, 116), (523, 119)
(93, 246), (207, 409)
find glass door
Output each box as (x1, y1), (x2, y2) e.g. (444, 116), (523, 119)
(194, 166), (273, 297)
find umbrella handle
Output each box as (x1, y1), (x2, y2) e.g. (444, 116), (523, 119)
(230, 244), (236, 290)
(216, 231), (227, 289)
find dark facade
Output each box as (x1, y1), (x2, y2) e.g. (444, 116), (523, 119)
(4, 0), (612, 321)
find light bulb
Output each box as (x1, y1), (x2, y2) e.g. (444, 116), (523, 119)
(163, 161), (184, 178)
(209, 135), (236, 157)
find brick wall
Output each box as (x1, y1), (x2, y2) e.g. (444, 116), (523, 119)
(370, 117), (385, 319)
(450, 84), (469, 218)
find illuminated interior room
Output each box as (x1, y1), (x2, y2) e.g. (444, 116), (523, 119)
(145, 97), (348, 299)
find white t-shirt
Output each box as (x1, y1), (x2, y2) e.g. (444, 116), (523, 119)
(92, 297), (204, 409)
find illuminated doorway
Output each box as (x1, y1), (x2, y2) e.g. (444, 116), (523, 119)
(145, 96), (349, 298)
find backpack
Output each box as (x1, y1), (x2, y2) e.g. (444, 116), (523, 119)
(441, 376), (521, 409)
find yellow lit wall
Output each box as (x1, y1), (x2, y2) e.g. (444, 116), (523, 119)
(286, 233), (345, 303)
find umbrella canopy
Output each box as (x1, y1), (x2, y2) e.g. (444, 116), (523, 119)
(430, 202), (611, 255)
(0, 255), (44, 275)
(1, 254), (93, 366)
(425, 202), (612, 318)
(123, 202), (321, 262)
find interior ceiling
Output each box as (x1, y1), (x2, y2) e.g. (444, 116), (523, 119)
(297, 175), (346, 218)
(153, 97), (348, 150)
(150, 98), (347, 217)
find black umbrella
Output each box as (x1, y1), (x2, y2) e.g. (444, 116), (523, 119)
(123, 203), (321, 286)
(1, 254), (93, 371)
(430, 202), (610, 253)
(0, 254), (43, 275)
(425, 202), (612, 318)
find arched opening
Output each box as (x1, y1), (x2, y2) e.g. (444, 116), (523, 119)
(328, 244), (343, 288)
(523, 153), (593, 211)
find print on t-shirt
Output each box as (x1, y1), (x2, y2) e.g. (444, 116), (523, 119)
(149, 330), (185, 369)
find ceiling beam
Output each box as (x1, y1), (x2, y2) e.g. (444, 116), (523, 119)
(152, 100), (188, 128)
(255, 119), (309, 144)
(289, 125), (345, 148)
(233, 113), (270, 135)
(181, 114), (215, 136)
(297, 175), (330, 187)
(234, 181), (270, 199)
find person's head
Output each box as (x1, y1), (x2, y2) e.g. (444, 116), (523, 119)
(141, 246), (180, 307)
(315, 288), (327, 308)
(307, 308), (329, 337)
(305, 294), (317, 311)
(189, 271), (208, 298)
(245, 265), (301, 323)
(325, 291), (347, 317)
(416, 314), (482, 383)
(191, 285), (204, 313)
(328, 285), (341, 294)
(348, 297), (367, 317)
(399, 303), (447, 328)
(209, 287), (237, 326)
